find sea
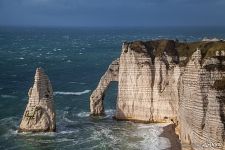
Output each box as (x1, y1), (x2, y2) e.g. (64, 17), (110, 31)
(0, 26), (225, 150)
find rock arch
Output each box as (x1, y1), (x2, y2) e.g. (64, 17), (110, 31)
(90, 59), (119, 115)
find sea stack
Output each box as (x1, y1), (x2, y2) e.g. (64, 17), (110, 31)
(19, 68), (56, 132)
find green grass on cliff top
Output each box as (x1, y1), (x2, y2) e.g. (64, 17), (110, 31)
(176, 41), (225, 59)
(129, 40), (225, 59)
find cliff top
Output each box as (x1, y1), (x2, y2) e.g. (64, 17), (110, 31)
(126, 39), (225, 67)
(127, 39), (225, 59)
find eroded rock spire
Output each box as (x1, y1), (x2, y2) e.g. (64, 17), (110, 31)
(19, 68), (56, 132)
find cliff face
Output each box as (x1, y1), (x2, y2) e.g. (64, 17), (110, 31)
(179, 49), (225, 149)
(90, 40), (225, 149)
(19, 68), (56, 132)
(116, 41), (180, 123)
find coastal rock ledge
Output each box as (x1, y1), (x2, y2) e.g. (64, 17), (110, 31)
(19, 68), (56, 132)
(90, 40), (225, 150)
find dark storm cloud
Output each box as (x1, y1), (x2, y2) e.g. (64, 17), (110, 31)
(0, 0), (224, 26)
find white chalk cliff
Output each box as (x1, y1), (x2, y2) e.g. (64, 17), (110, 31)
(19, 68), (56, 132)
(90, 40), (225, 149)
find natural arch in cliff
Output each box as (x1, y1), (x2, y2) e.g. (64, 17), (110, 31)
(104, 81), (118, 113)
(90, 59), (119, 115)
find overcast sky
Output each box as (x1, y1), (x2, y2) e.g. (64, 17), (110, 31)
(0, 0), (225, 27)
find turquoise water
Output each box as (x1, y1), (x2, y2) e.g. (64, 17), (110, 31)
(0, 26), (225, 149)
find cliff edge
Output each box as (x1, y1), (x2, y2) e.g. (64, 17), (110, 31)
(90, 40), (225, 149)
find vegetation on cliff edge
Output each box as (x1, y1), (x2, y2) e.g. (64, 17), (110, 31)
(128, 40), (225, 67)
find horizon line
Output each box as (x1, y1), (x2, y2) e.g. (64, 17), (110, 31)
(1, 24), (225, 29)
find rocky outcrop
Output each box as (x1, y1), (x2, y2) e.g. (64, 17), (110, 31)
(90, 59), (119, 115)
(90, 40), (225, 149)
(19, 68), (56, 132)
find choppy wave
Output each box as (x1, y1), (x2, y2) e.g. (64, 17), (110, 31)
(105, 109), (116, 118)
(60, 130), (78, 135)
(76, 109), (115, 118)
(1, 95), (17, 99)
(69, 82), (86, 85)
(63, 117), (77, 123)
(54, 90), (91, 96)
(18, 132), (56, 137)
(0, 117), (19, 139)
(76, 111), (90, 118)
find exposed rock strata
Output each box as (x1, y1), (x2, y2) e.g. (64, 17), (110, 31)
(19, 68), (56, 132)
(90, 40), (225, 149)
(179, 49), (225, 149)
(116, 41), (180, 122)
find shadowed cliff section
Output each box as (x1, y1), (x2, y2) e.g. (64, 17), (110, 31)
(90, 39), (225, 150)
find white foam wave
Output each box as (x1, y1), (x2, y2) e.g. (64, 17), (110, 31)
(0, 116), (18, 123)
(69, 82), (86, 85)
(60, 130), (77, 134)
(18, 131), (56, 137)
(76, 111), (89, 118)
(2, 129), (18, 139)
(135, 124), (171, 150)
(63, 117), (78, 123)
(89, 127), (120, 148)
(46, 52), (53, 55)
(1, 95), (17, 99)
(56, 138), (74, 143)
(54, 90), (91, 96)
(76, 109), (115, 118)
(105, 109), (116, 117)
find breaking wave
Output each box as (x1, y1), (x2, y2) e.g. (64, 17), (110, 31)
(135, 124), (171, 150)
(54, 90), (91, 96)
